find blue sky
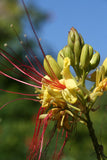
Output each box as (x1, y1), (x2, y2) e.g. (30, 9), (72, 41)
(29, 0), (107, 64)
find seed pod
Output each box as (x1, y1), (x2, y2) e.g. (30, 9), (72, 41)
(80, 44), (90, 69)
(44, 55), (62, 79)
(89, 51), (100, 69)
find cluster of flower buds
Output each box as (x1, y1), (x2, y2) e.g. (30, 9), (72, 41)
(67, 27), (100, 71)
(68, 27), (84, 66)
(42, 27), (107, 116)
(44, 27), (101, 83)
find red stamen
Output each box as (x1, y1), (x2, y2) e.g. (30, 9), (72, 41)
(21, 0), (61, 82)
(24, 35), (46, 75)
(38, 112), (52, 160)
(28, 107), (44, 160)
(4, 44), (23, 62)
(42, 123), (57, 159)
(0, 2), (68, 160)
(0, 88), (37, 96)
(0, 52), (42, 85)
(0, 97), (39, 110)
(0, 48), (23, 65)
(52, 131), (59, 160)
(25, 57), (44, 79)
(34, 56), (47, 75)
(57, 132), (68, 159)
(42, 77), (66, 90)
(0, 71), (39, 88)
(28, 109), (52, 160)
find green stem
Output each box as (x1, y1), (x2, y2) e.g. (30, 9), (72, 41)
(86, 111), (104, 160)
(82, 69), (86, 86)
(73, 65), (81, 78)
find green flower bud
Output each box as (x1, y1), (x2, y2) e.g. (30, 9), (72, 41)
(89, 51), (100, 69)
(80, 44), (90, 69)
(102, 58), (107, 75)
(73, 28), (80, 40)
(89, 45), (93, 60)
(69, 28), (75, 41)
(57, 45), (75, 68)
(68, 31), (74, 51)
(74, 40), (81, 65)
(57, 49), (64, 69)
(68, 27), (80, 50)
(79, 34), (84, 47)
(63, 45), (75, 66)
(44, 55), (62, 79)
(68, 27), (82, 66)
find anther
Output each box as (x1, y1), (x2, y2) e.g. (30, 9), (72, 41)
(10, 24), (13, 28)
(4, 43), (8, 47)
(24, 34), (27, 38)
(20, 41), (23, 44)
(39, 38), (41, 41)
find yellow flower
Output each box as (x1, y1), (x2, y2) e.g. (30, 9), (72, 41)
(94, 77), (107, 93)
(40, 57), (78, 110)
(94, 60), (107, 93)
(90, 60), (107, 101)
(36, 57), (81, 133)
(61, 57), (78, 104)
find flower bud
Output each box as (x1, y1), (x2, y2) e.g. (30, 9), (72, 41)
(69, 28), (75, 41)
(74, 28), (80, 40)
(89, 51), (100, 69)
(68, 30), (74, 50)
(68, 27), (80, 51)
(68, 27), (82, 65)
(57, 49), (64, 69)
(63, 45), (75, 66)
(88, 45), (93, 60)
(57, 45), (75, 68)
(80, 44), (90, 69)
(74, 39), (81, 65)
(79, 34), (84, 47)
(102, 58), (107, 75)
(44, 55), (62, 79)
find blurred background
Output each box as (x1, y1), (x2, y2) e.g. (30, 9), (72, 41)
(0, 0), (107, 160)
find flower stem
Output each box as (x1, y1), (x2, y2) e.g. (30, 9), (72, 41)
(86, 111), (104, 160)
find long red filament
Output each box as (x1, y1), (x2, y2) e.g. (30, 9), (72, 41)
(0, 52), (42, 85)
(0, 88), (38, 96)
(21, 0), (61, 82)
(0, 71), (40, 88)
(0, 2), (69, 160)
(0, 97), (39, 110)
